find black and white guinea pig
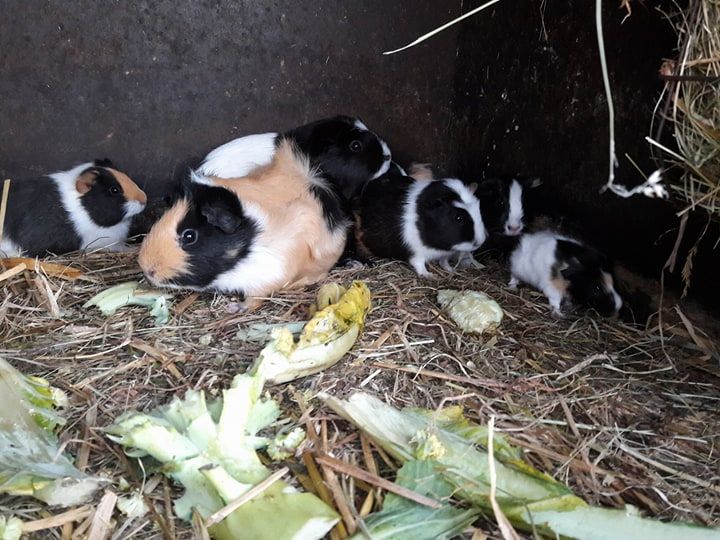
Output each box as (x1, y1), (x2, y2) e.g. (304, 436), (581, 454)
(508, 230), (622, 317)
(477, 176), (542, 237)
(1, 159), (147, 257)
(198, 115), (392, 201)
(355, 170), (487, 277)
(138, 139), (348, 302)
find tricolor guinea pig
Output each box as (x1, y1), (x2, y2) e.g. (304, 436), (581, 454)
(355, 170), (486, 277)
(477, 176), (542, 237)
(508, 230), (622, 318)
(198, 115), (392, 202)
(138, 139), (348, 301)
(0, 159), (146, 257)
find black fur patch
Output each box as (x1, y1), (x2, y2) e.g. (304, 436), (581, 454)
(3, 175), (81, 256)
(79, 166), (128, 227)
(355, 171), (412, 261)
(555, 239), (618, 316)
(93, 158), (115, 168)
(416, 181), (475, 250)
(171, 181), (258, 290)
(477, 176), (539, 235)
(281, 115), (389, 203)
(477, 178), (511, 234)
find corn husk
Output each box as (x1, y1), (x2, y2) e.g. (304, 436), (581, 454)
(251, 281), (371, 384)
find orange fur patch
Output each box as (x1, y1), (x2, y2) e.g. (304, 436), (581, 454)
(551, 276), (569, 296)
(408, 162), (435, 181)
(109, 168), (147, 204)
(138, 200), (190, 283)
(211, 140), (346, 297)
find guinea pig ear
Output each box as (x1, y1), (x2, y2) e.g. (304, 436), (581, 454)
(94, 158), (115, 169)
(201, 204), (243, 234)
(197, 188), (245, 234)
(476, 179), (500, 197)
(75, 170), (98, 194)
(522, 177), (542, 189)
(560, 256), (583, 279)
(467, 182), (479, 194)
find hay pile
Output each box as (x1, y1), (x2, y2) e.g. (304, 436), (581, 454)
(657, 0), (720, 219)
(0, 252), (718, 538)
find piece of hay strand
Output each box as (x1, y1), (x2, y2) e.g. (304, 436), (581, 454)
(383, 0), (503, 55)
(488, 416), (521, 540)
(0, 179), (10, 245)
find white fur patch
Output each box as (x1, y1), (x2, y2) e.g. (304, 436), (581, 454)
(371, 153), (392, 180)
(190, 170), (217, 186)
(401, 181), (453, 274)
(443, 178), (487, 250)
(505, 179), (524, 235)
(124, 200), (145, 218)
(199, 133), (278, 178)
(510, 231), (568, 291)
(50, 162), (134, 252)
(392, 161), (407, 176)
(0, 238), (24, 257)
(353, 119), (369, 131)
(603, 271), (623, 312)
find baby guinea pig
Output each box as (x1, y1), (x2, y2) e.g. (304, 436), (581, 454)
(0, 159), (147, 257)
(138, 139), (348, 301)
(508, 230), (622, 317)
(477, 176), (542, 237)
(198, 115), (392, 202)
(355, 170), (486, 277)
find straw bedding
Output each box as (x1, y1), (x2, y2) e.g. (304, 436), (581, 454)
(0, 251), (718, 538)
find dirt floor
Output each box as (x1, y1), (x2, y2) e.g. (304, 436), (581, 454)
(1, 251), (718, 539)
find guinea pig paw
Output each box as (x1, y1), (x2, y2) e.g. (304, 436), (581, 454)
(241, 297), (265, 312)
(342, 259), (366, 271)
(439, 260), (455, 273)
(550, 308), (565, 320)
(457, 254), (482, 270)
(507, 277), (519, 290)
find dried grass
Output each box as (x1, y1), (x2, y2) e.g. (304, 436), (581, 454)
(0, 251), (718, 539)
(656, 0), (720, 219)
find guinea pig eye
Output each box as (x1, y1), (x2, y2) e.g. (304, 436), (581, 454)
(110, 186), (120, 195)
(455, 214), (465, 223)
(180, 229), (198, 246)
(349, 140), (363, 153)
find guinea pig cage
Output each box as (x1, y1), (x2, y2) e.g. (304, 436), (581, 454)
(0, 1), (719, 539)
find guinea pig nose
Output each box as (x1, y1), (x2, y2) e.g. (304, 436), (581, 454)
(506, 224), (522, 235)
(146, 268), (156, 279)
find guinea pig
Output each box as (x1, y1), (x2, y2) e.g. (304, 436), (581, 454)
(508, 230), (622, 318)
(138, 139), (348, 301)
(0, 159), (147, 257)
(198, 115), (392, 201)
(477, 176), (542, 237)
(355, 170), (486, 277)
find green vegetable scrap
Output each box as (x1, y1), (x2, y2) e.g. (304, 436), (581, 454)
(250, 281), (372, 385)
(0, 516), (22, 540)
(0, 357), (104, 507)
(83, 281), (173, 325)
(322, 391), (720, 540)
(107, 370), (339, 540)
(349, 460), (478, 540)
